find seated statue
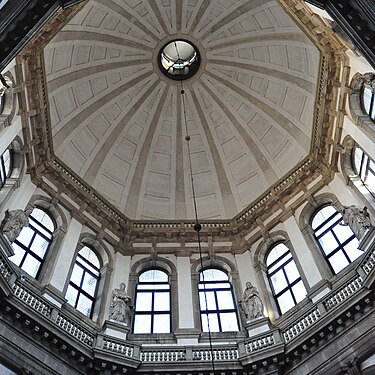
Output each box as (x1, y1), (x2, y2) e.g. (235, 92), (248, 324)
(239, 282), (264, 321)
(109, 283), (132, 324)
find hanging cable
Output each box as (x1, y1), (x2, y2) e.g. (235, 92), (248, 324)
(174, 41), (216, 372)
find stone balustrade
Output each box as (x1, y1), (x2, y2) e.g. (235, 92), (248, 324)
(282, 307), (321, 343)
(0, 237), (374, 371)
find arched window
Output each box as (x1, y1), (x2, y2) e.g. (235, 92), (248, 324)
(9, 208), (55, 278)
(198, 268), (239, 333)
(0, 148), (12, 188)
(133, 269), (171, 334)
(266, 243), (307, 315)
(353, 145), (375, 196)
(65, 246), (100, 318)
(361, 85), (375, 122)
(311, 205), (363, 274)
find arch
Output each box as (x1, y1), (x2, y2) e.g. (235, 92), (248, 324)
(65, 245), (101, 318)
(129, 256), (177, 335)
(64, 233), (114, 322)
(265, 242), (307, 315)
(9, 207), (56, 279)
(254, 231), (309, 319)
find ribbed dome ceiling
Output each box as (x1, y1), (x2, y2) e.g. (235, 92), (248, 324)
(44, 0), (320, 220)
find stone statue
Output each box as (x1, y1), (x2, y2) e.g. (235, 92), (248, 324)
(339, 205), (372, 239)
(0, 209), (30, 242)
(109, 283), (132, 324)
(0, 75), (11, 97)
(239, 282), (264, 321)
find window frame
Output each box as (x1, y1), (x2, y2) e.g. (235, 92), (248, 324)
(0, 148), (13, 189)
(198, 267), (240, 333)
(352, 145), (375, 198)
(133, 268), (172, 334)
(11, 208), (55, 279)
(360, 85), (375, 123)
(266, 242), (307, 316)
(65, 246), (101, 319)
(311, 204), (362, 275)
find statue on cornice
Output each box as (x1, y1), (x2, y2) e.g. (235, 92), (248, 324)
(0, 75), (11, 97)
(109, 283), (132, 325)
(239, 282), (264, 321)
(1, 209), (30, 242)
(356, 73), (375, 93)
(339, 205), (372, 239)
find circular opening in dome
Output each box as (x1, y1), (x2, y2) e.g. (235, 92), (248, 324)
(159, 40), (200, 80)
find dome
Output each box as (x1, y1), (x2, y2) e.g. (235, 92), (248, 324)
(44, 0), (320, 220)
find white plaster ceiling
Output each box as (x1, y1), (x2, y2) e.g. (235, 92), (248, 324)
(44, 0), (320, 220)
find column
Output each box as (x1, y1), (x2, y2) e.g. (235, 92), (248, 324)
(283, 215), (325, 288)
(48, 217), (82, 294)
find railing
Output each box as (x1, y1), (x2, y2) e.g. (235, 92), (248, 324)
(323, 276), (363, 311)
(243, 333), (275, 354)
(282, 307), (321, 343)
(192, 346), (238, 361)
(141, 348), (185, 362)
(55, 312), (94, 347)
(101, 336), (135, 358)
(0, 233), (374, 369)
(13, 282), (53, 318)
(361, 243), (375, 275)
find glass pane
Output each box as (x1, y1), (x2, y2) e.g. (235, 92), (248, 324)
(270, 270), (288, 294)
(314, 215), (340, 237)
(30, 234), (49, 258)
(82, 272), (98, 297)
(133, 314), (152, 334)
(268, 252), (292, 274)
(3, 149), (11, 177)
(363, 87), (372, 114)
(329, 250), (350, 274)
(266, 243), (288, 266)
(29, 220), (52, 239)
(333, 224), (353, 243)
(277, 290), (295, 314)
(216, 290), (235, 310)
(199, 282), (230, 290)
(65, 284), (78, 306)
(9, 243), (25, 266)
(78, 247), (100, 269)
(353, 147), (363, 174)
(292, 281), (307, 303)
(77, 294), (93, 317)
(201, 313), (219, 332)
(284, 261), (300, 283)
(30, 209), (54, 232)
(220, 312), (239, 332)
(312, 205), (337, 229)
(135, 292), (152, 311)
(16, 227), (34, 247)
(137, 283), (169, 290)
(318, 232), (338, 255)
(344, 238), (363, 262)
(153, 314), (170, 333)
(154, 292), (170, 311)
(200, 269), (227, 281)
(77, 256), (100, 276)
(22, 254), (41, 278)
(139, 269), (168, 282)
(70, 264), (84, 286)
(199, 290), (216, 310)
